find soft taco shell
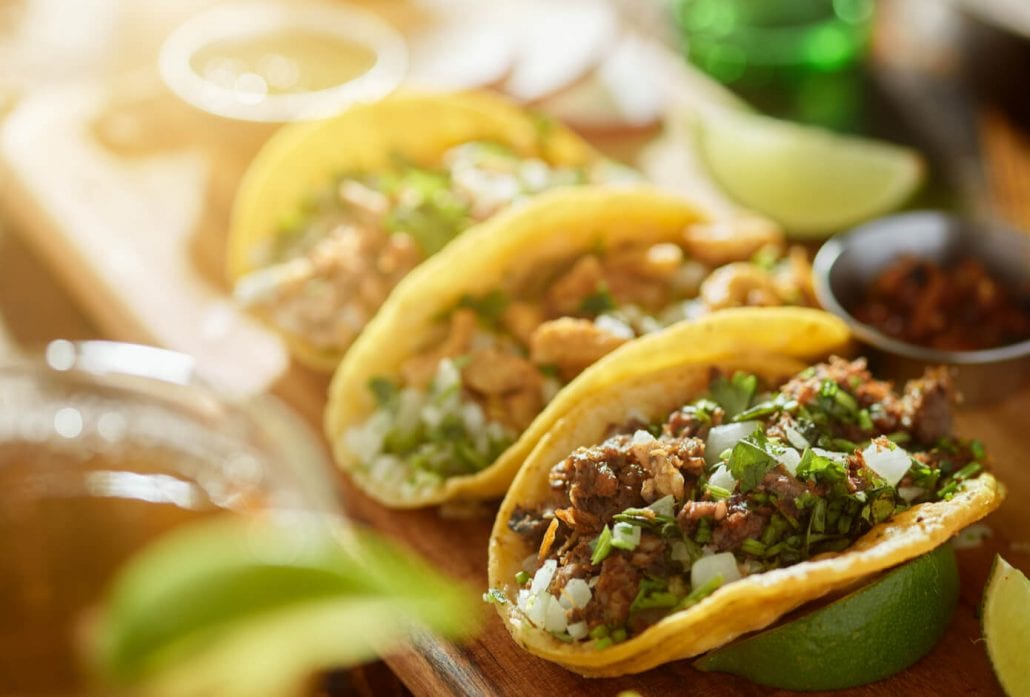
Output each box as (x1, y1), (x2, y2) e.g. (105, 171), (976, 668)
(227, 90), (599, 370)
(326, 191), (851, 509)
(487, 315), (1004, 677)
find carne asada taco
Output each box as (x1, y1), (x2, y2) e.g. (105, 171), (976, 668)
(324, 188), (827, 508)
(487, 312), (1004, 676)
(227, 90), (632, 369)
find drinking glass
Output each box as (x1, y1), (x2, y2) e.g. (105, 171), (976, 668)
(675, 0), (876, 130)
(0, 340), (339, 695)
(676, 0), (875, 84)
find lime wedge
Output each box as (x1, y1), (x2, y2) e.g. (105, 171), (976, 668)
(983, 555), (1030, 697)
(90, 513), (478, 697)
(696, 109), (924, 238)
(694, 543), (958, 690)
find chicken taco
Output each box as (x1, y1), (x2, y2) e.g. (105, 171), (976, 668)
(227, 91), (633, 369)
(324, 187), (826, 508)
(487, 311), (1003, 676)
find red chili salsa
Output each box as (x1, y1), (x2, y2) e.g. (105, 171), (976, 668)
(851, 255), (1030, 351)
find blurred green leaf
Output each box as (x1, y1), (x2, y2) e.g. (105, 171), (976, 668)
(91, 513), (480, 697)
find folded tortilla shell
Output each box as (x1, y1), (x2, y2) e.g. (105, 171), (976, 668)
(227, 90), (599, 370)
(327, 200), (851, 509)
(487, 317), (1004, 676)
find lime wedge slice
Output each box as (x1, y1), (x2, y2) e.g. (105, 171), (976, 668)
(90, 513), (478, 697)
(983, 555), (1030, 697)
(694, 543), (958, 690)
(696, 109), (924, 238)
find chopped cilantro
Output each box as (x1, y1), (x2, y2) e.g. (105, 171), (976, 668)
(710, 371), (758, 418)
(732, 393), (797, 422)
(369, 376), (399, 407)
(483, 588), (508, 605)
(458, 290), (510, 325)
(591, 525), (613, 565)
(579, 284), (616, 316)
(750, 244), (781, 271)
(741, 538), (766, 556)
(857, 409), (874, 431)
(727, 431), (777, 493)
(706, 483), (732, 500)
(631, 578), (679, 613)
(676, 575), (723, 610)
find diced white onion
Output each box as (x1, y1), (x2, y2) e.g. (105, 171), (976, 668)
(420, 404), (443, 428)
(587, 575), (600, 588)
(670, 541), (692, 563)
(632, 429), (656, 445)
(784, 424), (810, 450)
(775, 446), (802, 476)
(566, 621), (589, 640)
(861, 441), (911, 488)
(708, 464), (736, 492)
(705, 422), (762, 466)
(611, 522), (641, 550)
(526, 593), (548, 626)
(434, 358), (461, 391)
(562, 578), (592, 609)
(690, 551), (741, 590)
(648, 495), (675, 518)
(530, 559), (557, 595)
(595, 314), (635, 340)
(544, 594), (568, 633)
(461, 402), (485, 433)
(897, 486), (924, 502)
(812, 447), (849, 463)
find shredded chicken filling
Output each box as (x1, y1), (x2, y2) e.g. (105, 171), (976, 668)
(348, 223), (818, 485)
(235, 142), (634, 352)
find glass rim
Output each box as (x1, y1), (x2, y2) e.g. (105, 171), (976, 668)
(158, 0), (408, 123)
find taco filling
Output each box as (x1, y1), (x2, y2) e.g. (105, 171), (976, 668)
(499, 358), (989, 645)
(234, 141), (634, 353)
(343, 224), (816, 489)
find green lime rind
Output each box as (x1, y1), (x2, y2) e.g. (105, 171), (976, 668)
(91, 513), (478, 693)
(983, 555), (1030, 697)
(693, 544), (958, 691)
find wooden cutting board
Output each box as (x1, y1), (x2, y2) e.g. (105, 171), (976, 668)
(2, 61), (1028, 697)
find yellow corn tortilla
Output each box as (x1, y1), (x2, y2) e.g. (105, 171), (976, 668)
(487, 319), (1005, 676)
(326, 190), (851, 510)
(227, 90), (600, 370)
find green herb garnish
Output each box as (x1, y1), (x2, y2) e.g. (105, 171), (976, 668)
(579, 284), (616, 316)
(591, 525), (613, 565)
(711, 372), (758, 418)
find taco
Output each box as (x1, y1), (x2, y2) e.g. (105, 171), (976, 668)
(227, 90), (633, 370)
(487, 312), (1004, 677)
(324, 186), (828, 509)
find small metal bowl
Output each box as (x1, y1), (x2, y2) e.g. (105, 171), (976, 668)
(813, 211), (1030, 404)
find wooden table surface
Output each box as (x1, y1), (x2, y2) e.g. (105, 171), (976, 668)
(1, 2), (1028, 696)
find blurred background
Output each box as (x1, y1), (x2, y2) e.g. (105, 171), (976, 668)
(0, 0), (1028, 375)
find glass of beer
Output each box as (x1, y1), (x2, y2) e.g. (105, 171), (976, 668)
(0, 340), (339, 695)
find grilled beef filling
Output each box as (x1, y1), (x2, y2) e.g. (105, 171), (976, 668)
(502, 358), (988, 643)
